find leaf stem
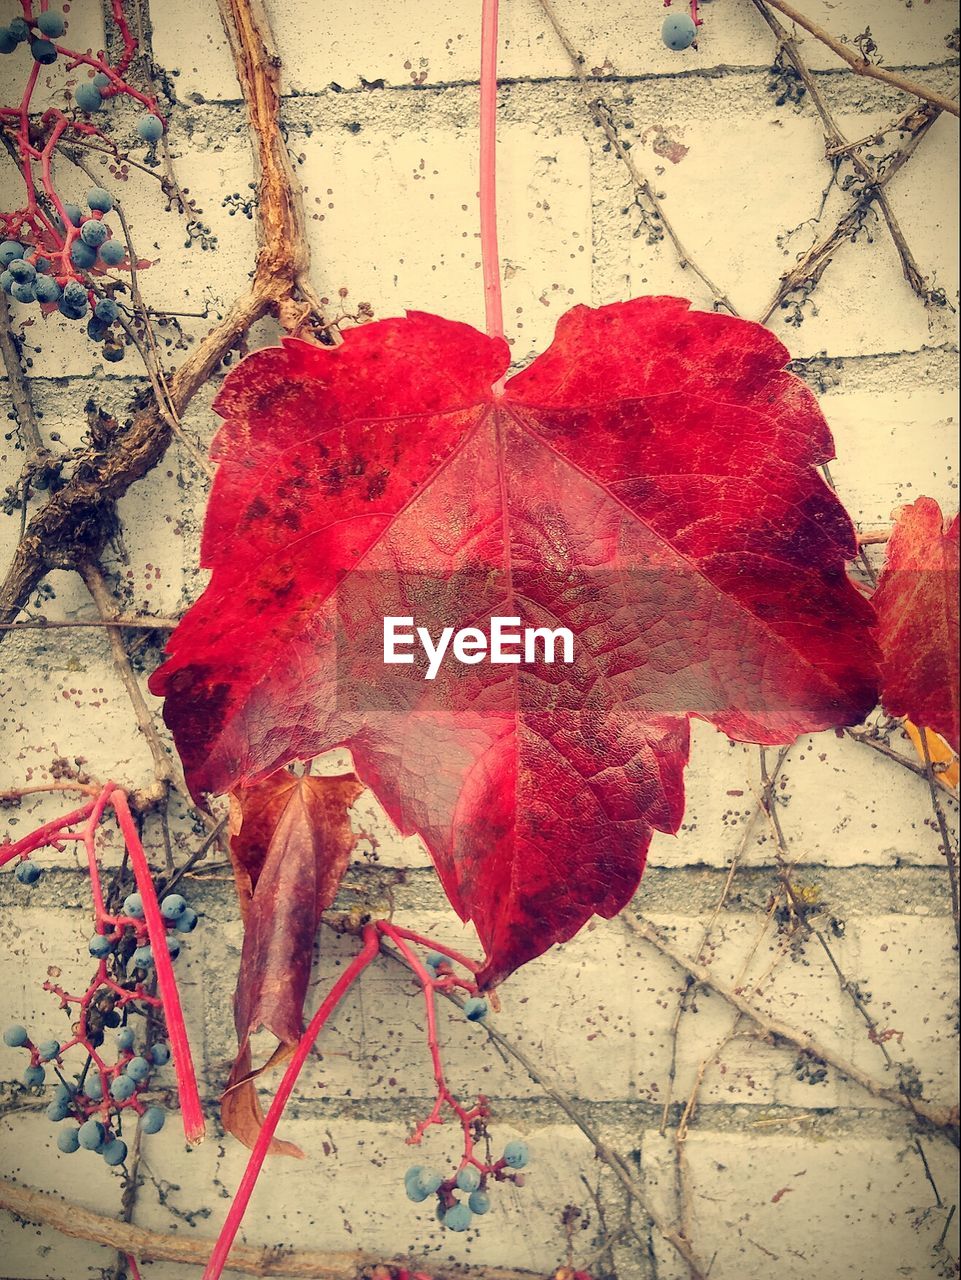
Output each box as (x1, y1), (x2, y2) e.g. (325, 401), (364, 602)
(203, 925), (381, 1280)
(479, 0), (504, 345)
(110, 788), (206, 1145)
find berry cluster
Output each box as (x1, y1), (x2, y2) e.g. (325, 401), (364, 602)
(4, 1020), (168, 1165)
(0, 3), (167, 362)
(404, 1139), (531, 1233)
(88, 888), (201, 968)
(0, 10), (66, 64)
(1, 185), (129, 359)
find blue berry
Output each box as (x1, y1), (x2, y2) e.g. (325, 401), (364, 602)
(80, 218), (109, 248)
(37, 1039), (60, 1062)
(94, 297), (118, 322)
(468, 1189), (491, 1215)
(88, 933), (113, 958)
(174, 907), (198, 933)
(15, 860), (42, 885)
(78, 1118), (105, 1150)
(103, 343), (125, 362)
(46, 1098), (69, 1121)
(87, 187), (113, 213)
(98, 239), (125, 267)
(0, 240), (25, 266)
(139, 1105), (165, 1134)
(8, 18), (30, 43)
(125, 1056), (150, 1083)
(3, 1024), (29, 1047)
(160, 893), (186, 919)
(53, 1083), (74, 1105)
(117, 1028), (135, 1052)
(74, 81), (103, 112)
(166, 937), (182, 961)
(31, 38), (58, 64)
(63, 202), (83, 227)
(444, 1203), (473, 1232)
(149, 1041), (170, 1066)
(123, 892), (144, 918)
(110, 1074), (136, 1101)
(62, 280), (87, 306)
(87, 317), (110, 342)
(70, 239), (97, 270)
(502, 1140), (529, 1169)
(102, 1137), (127, 1165)
(11, 280), (37, 303)
(455, 1165), (481, 1192)
(136, 113), (164, 142)
(93, 71), (110, 88)
(131, 945), (153, 969)
(404, 1168), (430, 1203)
(58, 298), (87, 320)
(0, 269), (14, 294)
(83, 1074), (103, 1101)
(8, 258), (36, 282)
(662, 12), (697, 50)
(23, 1065), (45, 1088)
(36, 10), (66, 38)
(34, 275), (61, 303)
(0, 28), (18, 55)
(463, 996), (488, 1021)
(418, 1168), (443, 1195)
(57, 1126), (81, 1153)
(425, 951), (447, 969)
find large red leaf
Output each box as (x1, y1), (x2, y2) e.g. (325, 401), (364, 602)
(222, 769), (363, 1154)
(873, 497), (959, 752)
(150, 298), (878, 986)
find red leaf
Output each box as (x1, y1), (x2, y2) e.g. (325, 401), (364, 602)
(150, 298), (878, 987)
(222, 769), (363, 1153)
(873, 497), (959, 752)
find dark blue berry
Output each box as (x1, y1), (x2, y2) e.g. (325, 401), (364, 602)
(31, 38), (58, 64)
(78, 1118), (105, 1150)
(15, 860), (42, 885)
(139, 1105), (165, 1134)
(74, 82), (103, 112)
(36, 10), (66, 38)
(57, 1126), (81, 1153)
(98, 239), (125, 267)
(3, 1024), (28, 1047)
(80, 219), (108, 248)
(136, 114), (164, 142)
(88, 933), (113, 958)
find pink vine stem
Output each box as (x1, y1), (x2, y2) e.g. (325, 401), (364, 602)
(111, 789), (205, 1144)
(202, 925), (382, 1280)
(479, 0), (504, 344)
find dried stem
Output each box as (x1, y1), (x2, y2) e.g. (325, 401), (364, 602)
(919, 727), (961, 949)
(626, 913), (957, 1134)
(0, 0), (321, 633)
(0, 291), (43, 455)
(758, 0), (960, 118)
(0, 1177), (540, 1280)
(758, 103), (940, 323)
(537, 0), (738, 316)
(80, 562), (178, 799)
(751, 0), (936, 301)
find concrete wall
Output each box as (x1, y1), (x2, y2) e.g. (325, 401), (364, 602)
(0, 2), (958, 1278)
